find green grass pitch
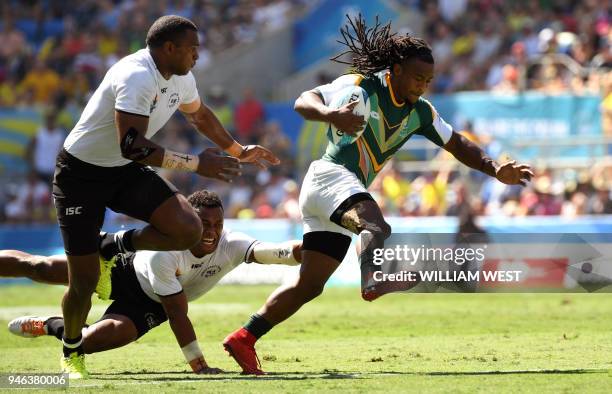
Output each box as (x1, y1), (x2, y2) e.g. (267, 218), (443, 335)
(0, 284), (611, 392)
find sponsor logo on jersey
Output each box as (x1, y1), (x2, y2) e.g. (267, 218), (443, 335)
(161, 87), (167, 94)
(203, 265), (221, 278)
(168, 93), (180, 108)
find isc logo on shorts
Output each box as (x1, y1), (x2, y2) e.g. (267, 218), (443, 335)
(65, 206), (83, 215)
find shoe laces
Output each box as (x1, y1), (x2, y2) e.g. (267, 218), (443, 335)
(22, 320), (44, 334)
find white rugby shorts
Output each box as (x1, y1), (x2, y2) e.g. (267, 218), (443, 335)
(299, 159), (368, 237)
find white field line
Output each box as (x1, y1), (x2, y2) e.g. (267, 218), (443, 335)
(0, 303), (252, 321)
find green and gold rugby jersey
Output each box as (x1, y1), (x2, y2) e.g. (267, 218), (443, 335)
(315, 71), (453, 187)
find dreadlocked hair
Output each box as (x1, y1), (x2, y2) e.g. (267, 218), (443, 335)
(331, 14), (433, 76)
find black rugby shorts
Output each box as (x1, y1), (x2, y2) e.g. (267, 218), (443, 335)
(53, 149), (177, 255)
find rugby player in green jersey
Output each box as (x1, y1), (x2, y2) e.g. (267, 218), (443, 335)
(223, 15), (533, 374)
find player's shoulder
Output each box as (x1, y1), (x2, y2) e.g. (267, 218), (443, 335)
(137, 249), (182, 267)
(331, 73), (366, 87)
(414, 96), (439, 122)
(173, 70), (197, 90)
(110, 50), (156, 85)
(223, 229), (255, 244)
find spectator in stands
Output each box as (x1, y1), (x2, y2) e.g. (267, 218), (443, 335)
(207, 85), (234, 132)
(4, 171), (51, 223)
(257, 121), (293, 175)
(530, 175), (563, 215)
(0, 18), (27, 66)
(276, 179), (300, 220)
(380, 162), (411, 215)
(492, 64), (520, 93)
(26, 112), (66, 185)
(0, 74), (19, 107)
(18, 59), (61, 105)
(227, 177), (254, 218)
(234, 87), (264, 144)
(253, 0), (292, 32)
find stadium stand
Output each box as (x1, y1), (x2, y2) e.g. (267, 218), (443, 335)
(0, 0), (609, 224)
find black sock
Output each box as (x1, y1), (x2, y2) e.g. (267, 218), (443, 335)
(243, 313), (272, 339)
(99, 229), (136, 258)
(120, 229), (136, 253)
(46, 317), (65, 340)
(62, 334), (83, 357)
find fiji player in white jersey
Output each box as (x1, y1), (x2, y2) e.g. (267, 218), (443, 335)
(51, 15), (279, 377)
(3, 190), (301, 375)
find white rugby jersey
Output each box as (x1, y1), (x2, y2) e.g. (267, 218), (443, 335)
(133, 230), (258, 302)
(64, 48), (199, 167)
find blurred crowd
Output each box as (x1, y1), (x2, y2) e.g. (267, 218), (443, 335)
(0, 0), (308, 110)
(0, 0), (611, 224)
(413, 0), (610, 94)
(370, 157), (612, 219)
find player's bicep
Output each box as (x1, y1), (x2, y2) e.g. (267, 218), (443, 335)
(159, 290), (189, 318)
(114, 110), (156, 161)
(115, 110), (149, 140)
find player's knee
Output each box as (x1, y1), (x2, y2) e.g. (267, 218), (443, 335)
(369, 220), (391, 240)
(380, 221), (392, 239)
(171, 211), (203, 249)
(69, 271), (99, 296)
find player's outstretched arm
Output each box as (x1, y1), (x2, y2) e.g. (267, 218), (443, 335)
(247, 241), (302, 265)
(180, 99), (280, 170)
(0, 250), (68, 285)
(159, 292), (223, 374)
(294, 90), (365, 135)
(443, 132), (534, 186)
(115, 110), (241, 182)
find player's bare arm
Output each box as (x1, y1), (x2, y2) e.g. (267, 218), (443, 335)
(0, 250), (68, 285)
(443, 131), (534, 186)
(180, 99), (280, 169)
(159, 291), (223, 374)
(115, 109), (241, 182)
(115, 110), (161, 165)
(294, 90), (365, 135)
(246, 241), (303, 265)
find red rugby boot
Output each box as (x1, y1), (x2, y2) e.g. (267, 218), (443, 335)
(223, 328), (265, 375)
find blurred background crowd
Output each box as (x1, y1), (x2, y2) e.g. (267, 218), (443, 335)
(0, 0), (610, 224)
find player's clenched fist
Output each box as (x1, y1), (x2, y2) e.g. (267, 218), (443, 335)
(197, 148), (242, 182)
